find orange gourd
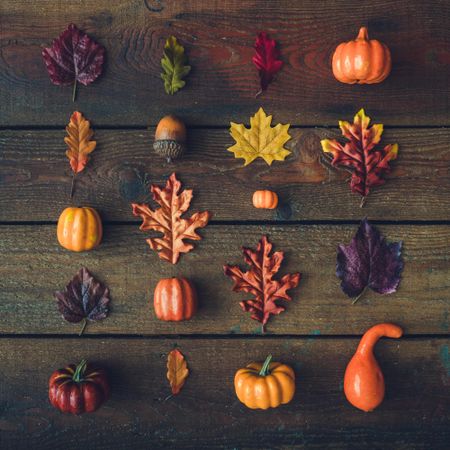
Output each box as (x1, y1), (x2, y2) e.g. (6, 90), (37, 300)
(57, 207), (102, 252)
(344, 323), (403, 412)
(332, 27), (392, 84)
(252, 190), (278, 209)
(154, 277), (197, 321)
(234, 355), (295, 409)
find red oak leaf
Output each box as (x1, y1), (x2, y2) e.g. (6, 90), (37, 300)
(132, 173), (211, 264)
(252, 32), (283, 96)
(42, 24), (105, 101)
(321, 109), (398, 206)
(224, 236), (301, 332)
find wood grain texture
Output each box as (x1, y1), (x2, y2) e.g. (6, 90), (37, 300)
(0, 337), (448, 449)
(1, 0), (449, 126)
(0, 224), (448, 335)
(1, 127), (450, 222)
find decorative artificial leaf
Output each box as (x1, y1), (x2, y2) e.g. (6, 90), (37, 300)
(65, 111), (96, 174)
(223, 236), (301, 332)
(42, 23), (105, 101)
(166, 349), (189, 395)
(54, 267), (111, 335)
(131, 173), (211, 264)
(228, 108), (292, 166)
(253, 32), (283, 95)
(321, 109), (398, 206)
(64, 111), (96, 198)
(337, 218), (403, 303)
(161, 36), (191, 95)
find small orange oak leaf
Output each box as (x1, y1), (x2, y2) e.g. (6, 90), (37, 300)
(224, 235), (301, 332)
(65, 111), (96, 173)
(131, 173), (211, 264)
(167, 349), (189, 395)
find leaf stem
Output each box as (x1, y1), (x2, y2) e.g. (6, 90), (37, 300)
(72, 80), (77, 102)
(70, 172), (76, 199)
(79, 318), (88, 336)
(352, 287), (367, 304)
(259, 354), (273, 376)
(360, 195), (367, 208)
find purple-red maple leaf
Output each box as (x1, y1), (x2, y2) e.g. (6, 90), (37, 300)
(54, 267), (111, 335)
(42, 23), (105, 101)
(224, 236), (300, 331)
(337, 219), (403, 303)
(321, 109), (398, 206)
(252, 32), (283, 95)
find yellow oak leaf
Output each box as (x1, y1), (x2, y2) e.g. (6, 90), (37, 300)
(228, 107), (292, 166)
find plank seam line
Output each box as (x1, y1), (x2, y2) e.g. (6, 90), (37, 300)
(2, 220), (450, 226)
(1, 125), (450, 131)
(0, 334), (447, 340)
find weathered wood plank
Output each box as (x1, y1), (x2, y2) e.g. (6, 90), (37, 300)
(1, 128), (450, 222)
(0, 224), (448, 335)
(0, 337), (448, 449)
(1, 1), (449, 126)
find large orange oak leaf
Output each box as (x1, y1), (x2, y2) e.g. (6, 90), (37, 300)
(132, 173), (211, 264)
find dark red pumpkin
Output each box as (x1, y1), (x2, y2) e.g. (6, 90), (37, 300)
(154, 277), (197, 321)
(49, 360), (110, 414)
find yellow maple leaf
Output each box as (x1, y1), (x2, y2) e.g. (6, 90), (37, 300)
(228, 107), (292, 166)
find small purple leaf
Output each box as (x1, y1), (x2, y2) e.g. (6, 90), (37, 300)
(42, 24), (105, 100)
(337, 219), (403, 301)
(54, 267), (110, 331)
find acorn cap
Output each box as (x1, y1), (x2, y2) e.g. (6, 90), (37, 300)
(153, 139), (186, 162)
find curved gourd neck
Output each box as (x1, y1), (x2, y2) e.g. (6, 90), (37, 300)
(357, 323), (403, 356)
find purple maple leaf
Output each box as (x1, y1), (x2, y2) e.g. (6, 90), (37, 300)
(54, 267), (110, 334)
(42, 23), (105, 101)
(337, 219), (403, 303)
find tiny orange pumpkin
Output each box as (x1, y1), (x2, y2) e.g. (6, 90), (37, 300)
(252, 190), (278, 209)
(154, 277), (197, 321)
(57, 207), (102, 252)
(332, 27), (392, 84)
(234, 355), (295, 409)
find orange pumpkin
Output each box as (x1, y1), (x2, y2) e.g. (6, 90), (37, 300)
(57, 207), (102, 252)
(252, 190), (278, 209)
(332, 27), (392, 84)
(154, 277), (197, 321)
(344, 323), (403, 412)
(234, 355), (295, 409)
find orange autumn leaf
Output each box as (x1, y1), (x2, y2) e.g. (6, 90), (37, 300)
(167, 349), (189, 395)
(65, 111), (96, 173)
(131, 173), (211, 264)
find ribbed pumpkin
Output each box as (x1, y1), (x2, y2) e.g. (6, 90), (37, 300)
(252, 190), (278, 209)
(57, 207), (102, 252)
(154, 277), (197, 321)
(234, 355), (295, 410)
(332, 27), (392, 84)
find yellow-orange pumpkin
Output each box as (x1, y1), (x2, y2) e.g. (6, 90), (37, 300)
(332, 27), (391, 84)
(57, 207), (102, 252)
(252, 190), (278, 209)
(234, 355), (295, 410)
(154, 277), (197, 321)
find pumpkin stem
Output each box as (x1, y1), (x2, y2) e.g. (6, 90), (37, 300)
(357, 27), (369, 41)
(73, 359), (87, 383)
(259, 354), (273, 377)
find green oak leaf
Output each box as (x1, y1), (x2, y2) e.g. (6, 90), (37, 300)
(161, 36), (191, 95)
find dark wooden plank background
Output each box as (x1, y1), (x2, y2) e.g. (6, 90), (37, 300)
(0, 1), (449, 449)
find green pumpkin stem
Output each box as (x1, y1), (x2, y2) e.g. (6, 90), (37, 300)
(259, 354), (273, 377)
(73, 359), (87, 383)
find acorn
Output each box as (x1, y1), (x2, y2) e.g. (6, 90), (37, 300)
(153, 115), (187, 162)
